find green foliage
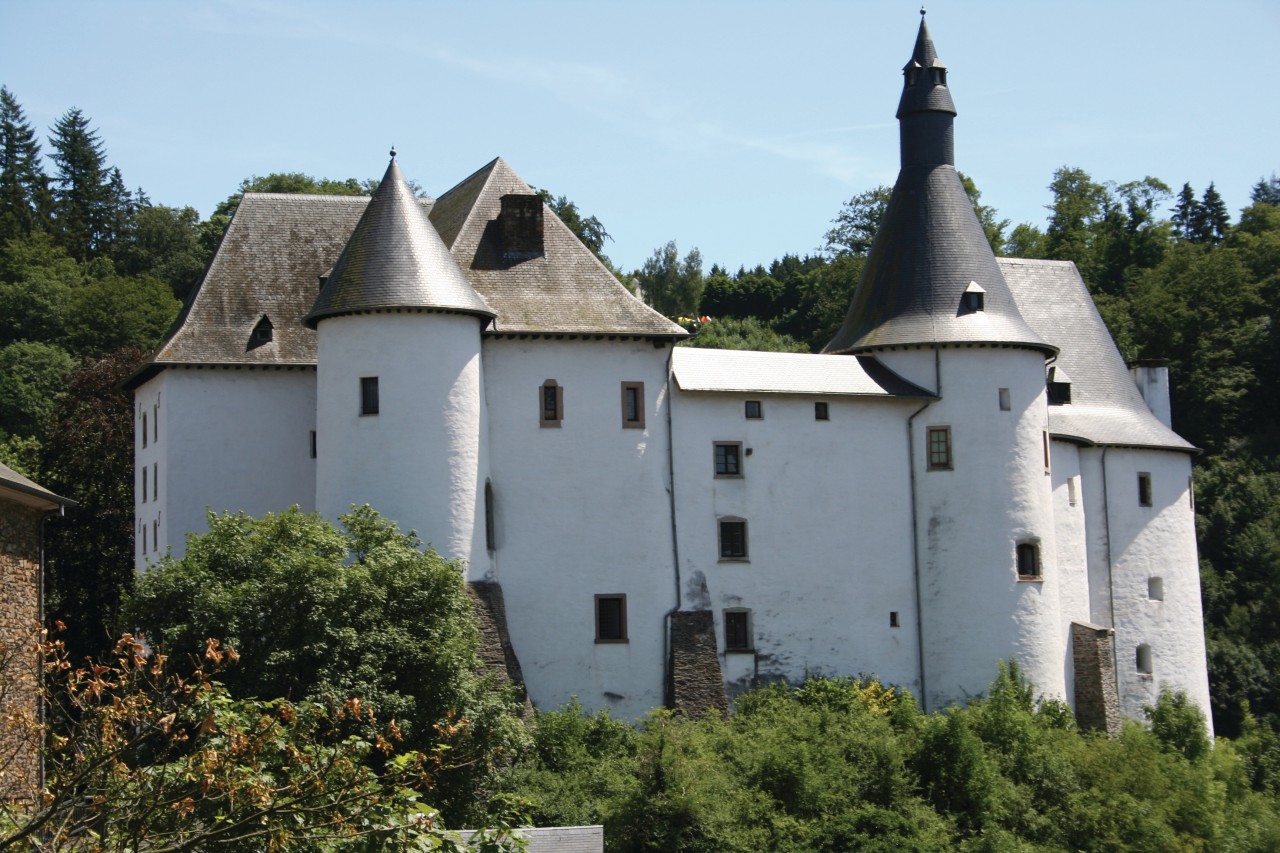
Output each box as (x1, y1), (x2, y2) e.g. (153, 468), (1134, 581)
(63, 266), (180, 355)
(0, 231), (80, 347)
(679, 316), (808, 353)
(48, 107), (119, 261)
(636, 240), (704, 319)
(1145, 688), (1211, 762)
(0, 340), (74, 437)
(0, 86), (51, 243)
(0, 631), (525, 851)
(114, 202), (211, 300)
(533, 188), (611, 258)
(124, 505), (530, 825)
(824, 185), (891, 256)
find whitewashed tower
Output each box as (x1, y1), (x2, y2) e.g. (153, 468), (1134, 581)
(826, 15), (1065, 710)
(306, 153), (495, 570)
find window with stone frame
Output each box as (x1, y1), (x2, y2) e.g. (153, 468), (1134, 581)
(714, 442), (742, 477)
(719, 518), (748, 560)
(540, 380), (563, 427)
(595, 594), (627, 642)
(621, 382), (644, 428)
(724, 609), (751, 651)
(927, 426), (952, 470)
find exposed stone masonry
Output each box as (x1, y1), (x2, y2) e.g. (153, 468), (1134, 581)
(466, 581), (533, 718)
(0, 503), (43, 802)
(1072, 621), (1122, 736)
(668, 610), (728, 718)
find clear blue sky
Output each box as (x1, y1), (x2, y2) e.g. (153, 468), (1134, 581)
(3, 1), (1276, 273)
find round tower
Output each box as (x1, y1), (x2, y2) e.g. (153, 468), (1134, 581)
(826, 15), (1065, 710)
(305, 154), (495, 571)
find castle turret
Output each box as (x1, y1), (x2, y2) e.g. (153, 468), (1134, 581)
(307, 153), (495, 569)
(828, 15), (1066, 710)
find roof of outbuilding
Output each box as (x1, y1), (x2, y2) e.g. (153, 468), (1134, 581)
(306, 157), (493, 327)
(998, 258), (1195, 452)
(672, 347), (932, 398)
(129, 158), (684, 386)
(0, 461), (73, 509)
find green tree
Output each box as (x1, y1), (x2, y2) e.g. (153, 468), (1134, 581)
(679, 316), (808, 353)
(958, 171), (1009, 254)
(636, 240), (704, 319)
(124, 505), (529, 825)
(824, 185), (891, 256)
(1172, 181), (1200, 240)
(533, 189), (611, 258)
(0, 340), (74, 438)
(1197, 182), (1231, 244)
(0, 231), (80, 346)
(1043, 166), (1108, 273)
(201, 171), (372, 256)
(113, 203), (210, 301)
(0, 86), (50, 243)
(1251, 173), (1280, 206)
(63, 266), (181, 355)
(48, 107), (116, 261)
(1002, 221), (1048, 258)
(40, 348), (144, 663)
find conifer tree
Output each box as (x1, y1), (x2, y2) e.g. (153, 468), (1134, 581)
(1171, 182), (1199, 241)
(48, 107), (114, 261)
(1251, 173), (1280, 206)
(0, 86), (51, 242)
(1199, 182), (1230, 243)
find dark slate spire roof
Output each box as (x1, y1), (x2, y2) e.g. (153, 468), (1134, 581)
(825, 17), (1051, 356)
(305, 156), (493, 328)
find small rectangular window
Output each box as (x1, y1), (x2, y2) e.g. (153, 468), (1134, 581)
(153, 463), (158, 500)
(724, 610), (751, 651)
(998, 388), (1010, 411)
(540, 380), (563, 427)
(714, 442), (742, 477)
(927, 426), (952, 470)
(744, 400), (762, 419)
(153, 519), (158, 552)
(141, 523), (147, 555)
(153, 405), (158, 442)
(1067, 475), (1078, 507)
(360, 377), (379, 415)
(141, 468), (147, 503)
(719, 519), (748, 560)
(484, 480), (495, 552)
(1138, 472), (1152, 507)
(1043, 431), (1051, 473)
(142, 412), (148, 448)
(1148, 577), (1164, 601)
(595, 594), (627, 642)
(621, 382), (644, 428)
(1016, 542), (1041, 580)
(890, 611), (900, 628)
(310, 430), (317, 459)
(814, 402), (829, 421)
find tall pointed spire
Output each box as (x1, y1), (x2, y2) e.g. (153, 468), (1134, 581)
(306, 156), (493, 328)
(824, 17), (1050, 356)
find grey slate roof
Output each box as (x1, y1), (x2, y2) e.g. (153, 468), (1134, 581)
(825, 19), (1049, 357)
(432, 158), (684, 336)
(0, 461), (73, 509)
(672, 347), (932, 398)
(999, 258), (1194, 452)
(305, 158), (493, 327)
(130, 158), (683, 386)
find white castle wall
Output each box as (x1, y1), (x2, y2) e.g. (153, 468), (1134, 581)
(315, 312), (490, 569)
(669, 389), (923, 701)
(1101, 448), (1210, 731)
(876, 346), (1065, 710)
(1048, 439), (1092, 704)
(136, 368), (317, 567)
(480, 337), (678, 721)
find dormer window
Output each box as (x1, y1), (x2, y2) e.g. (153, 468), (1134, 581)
(960, 281), (985, 314)
(933, 68), (946, 86)
(249, 315), (274, 349)
(1047, 366), (1072, 405)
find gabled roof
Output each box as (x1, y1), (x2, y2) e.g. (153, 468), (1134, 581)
(306, 157), (492, 327)
(672, 347), (932, 398)
(0, 462), (73, 510)
(999, 258), (1194, 452)
(432, 158), (684, 337)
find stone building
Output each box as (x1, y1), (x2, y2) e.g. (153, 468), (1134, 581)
(0, 463), (70, 802)
(128, 17), (1210, 731)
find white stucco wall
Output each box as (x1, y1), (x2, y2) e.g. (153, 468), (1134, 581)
(315, 313), (491, 569)
(1101, 448), (1210, 730)
(877, 346), (1065, 710)
(1048, 439), (1091, 706)
(136, 367), (318, 567)
(670, 388), (923, 701)
(481, 337), (677, 721)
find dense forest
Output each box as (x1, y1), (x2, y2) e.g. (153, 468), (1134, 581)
(2, 84), (1280, 845)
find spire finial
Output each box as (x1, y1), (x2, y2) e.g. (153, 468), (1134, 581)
(389, 146), (397, 160)
(920, 6), (926, 16)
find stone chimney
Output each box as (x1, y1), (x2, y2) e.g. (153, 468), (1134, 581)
(1129, 359), (1172, 428)
(501, 194), (544, 260)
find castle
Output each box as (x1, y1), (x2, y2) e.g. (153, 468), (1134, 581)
(128, 17), (1211, 729)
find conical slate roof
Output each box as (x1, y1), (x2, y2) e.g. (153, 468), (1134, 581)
(826, 17), (1050, 356)
(305, 156), (492, 328)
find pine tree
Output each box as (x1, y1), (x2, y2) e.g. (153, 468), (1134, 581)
(0, 87), (51, 242)
(1171, 182), (1200, 241)
(1200, 182), (1230, 244)
(48, 107), (114, 261)
(1250, 173), (1280, 206)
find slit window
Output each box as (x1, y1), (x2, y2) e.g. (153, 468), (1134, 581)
(714, 442), (742, 477)
(890, 611), (900, 628)
(1016, 542), (1042, 580)
(1067, 475), (1079, 507)
(142, 412), (148, 448)
(1138, 472), (1153, 507)
(153, 463), (158, 501)
(141, 523), (146, 555)
(744, 400), (762, 419)
(998, 388), (1010, 411)
(310, 430), (317, 459)
(815, 402), (829, 421)
(1148, 577), (1164, 601)
(1137, 644), (1153, 674)
(485, 479), (495, 552)
(724, 610), (751, 651)
(153, 405), (158, 442)
(621, 382), (644, 428)
(540, 380), (563, 427)
(927, 426), (952, 470)
(1043, 431), (1051, 473)
(595, 594), (627, 642)
(360, 377), (379, 415)
(141, 467), (147, 503)
(719, 519), (748, 560)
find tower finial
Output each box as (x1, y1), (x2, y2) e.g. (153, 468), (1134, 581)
(920, 6), (926, 16)
(389, 146), (397, 160)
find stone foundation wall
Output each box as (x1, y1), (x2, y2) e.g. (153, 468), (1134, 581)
(466, 581), (533, 718)
(1072, 621), (1121, 736)
(667, 610), (727, 718)
(0, 503), (43, 802)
